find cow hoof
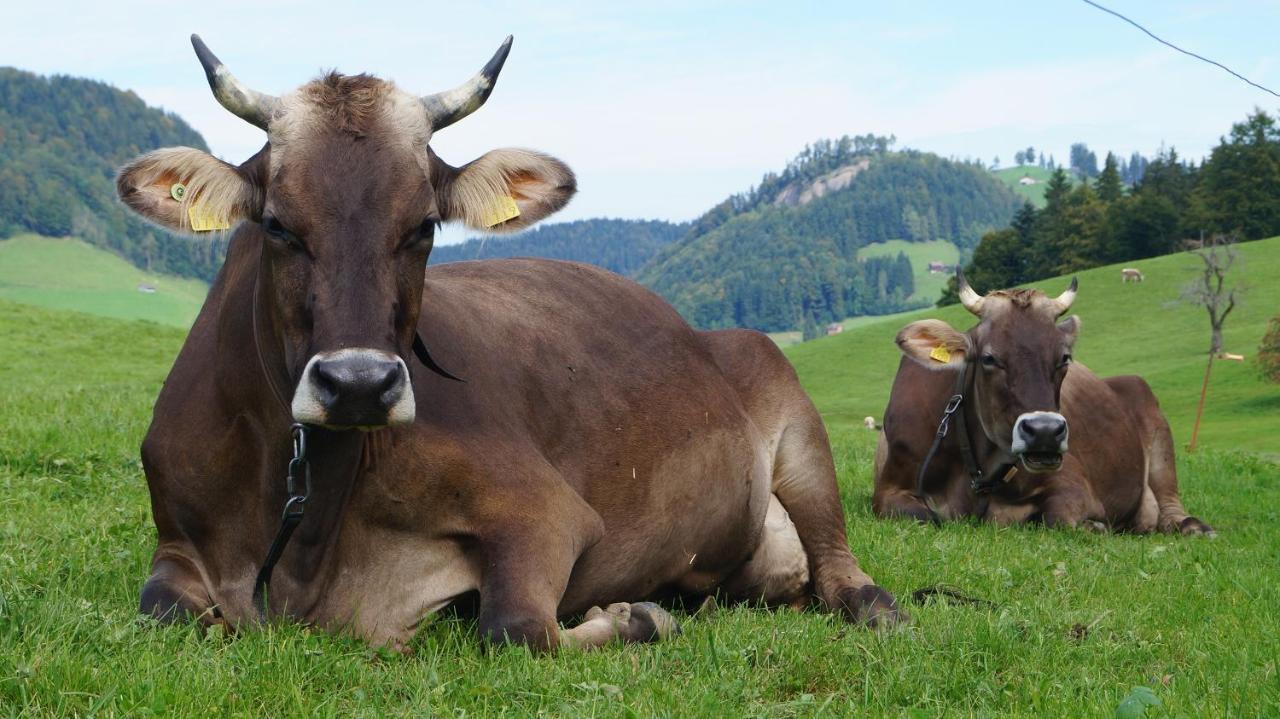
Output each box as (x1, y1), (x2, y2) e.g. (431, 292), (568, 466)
(627, 602), (681, 642)
(582, 602), (680, 643)
(1180, 516), (1216, 537)
(837, 585), (907, 628)
(1081, 520), (1108, 533)
(139, 576), (202, 624)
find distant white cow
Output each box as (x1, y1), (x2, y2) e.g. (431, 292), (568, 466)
(1122, 268), (1145, 283)
(864, 416), (881, 431)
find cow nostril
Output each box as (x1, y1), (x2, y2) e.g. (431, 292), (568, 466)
(1017, 421), (1037, 442)
(374, 360), (402, 395)
(312, 360), (342, 403)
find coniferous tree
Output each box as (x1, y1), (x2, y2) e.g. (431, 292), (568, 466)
(1097, 153), (1123, 203)
(0, 67), (221, 280)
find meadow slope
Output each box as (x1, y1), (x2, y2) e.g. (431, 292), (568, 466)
(0, 234), (207, 328)
(993, 166), (1057, 207)
(787, 236), (1280, 457)
(0, 239), (1277, 716)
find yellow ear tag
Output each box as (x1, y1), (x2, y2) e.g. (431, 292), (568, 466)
(187, 205), (231, 232)
(481, 195), (521, 228)
(929, 345), (952, 363)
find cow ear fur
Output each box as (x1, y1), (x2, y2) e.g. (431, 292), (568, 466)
(117, 147), (259, 235)
(437, 148), (576, 233)
(1057, 315), (1081, 344)
(896, 319), (970, 370)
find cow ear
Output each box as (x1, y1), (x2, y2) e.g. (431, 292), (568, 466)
(896, 319), (970, 370)
(1058, 315), (1081, 344)
(438, 148), (575, 233)
(117, 148), (260, 235)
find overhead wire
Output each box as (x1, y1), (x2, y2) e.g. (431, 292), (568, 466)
(1079, 0), (1280, 99)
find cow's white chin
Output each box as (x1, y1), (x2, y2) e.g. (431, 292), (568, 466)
(1019, 452), (1063, 473)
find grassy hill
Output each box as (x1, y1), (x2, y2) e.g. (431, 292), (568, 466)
(0, 233), (207, 327)
(785, 235), (1280, 457)
(994, 165), (1057, 207)
(856, 238), (959, 304)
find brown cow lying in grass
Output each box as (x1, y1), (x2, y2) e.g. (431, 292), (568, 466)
(873, 272), (1213, 535)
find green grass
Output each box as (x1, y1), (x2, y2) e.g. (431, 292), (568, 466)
(789, 236), (1280, 457)
(1, 237), (1279, 716)
(857, 238), (960, 304)
(993, 166), (1058, 207)
(0, 233), (208, 328)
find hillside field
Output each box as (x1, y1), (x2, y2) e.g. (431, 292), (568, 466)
(856, 238), (960, 304)
(994, 165), (1056, 207)
(0, 234), (207, 327)
(0, 239), (1277, 716)
(770, 239), (959, 348)
(789, 236), (1280, 457)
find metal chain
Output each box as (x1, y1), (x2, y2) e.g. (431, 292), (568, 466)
(282, 423), (312, 519)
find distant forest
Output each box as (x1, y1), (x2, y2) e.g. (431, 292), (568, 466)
(0, 68), (226, 281)
(946, 109), (1280, 302)
(431, 218), (687, 277)
(641, 138), (1021, 332)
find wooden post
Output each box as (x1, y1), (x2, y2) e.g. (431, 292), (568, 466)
(1188, 351), (1215, 453)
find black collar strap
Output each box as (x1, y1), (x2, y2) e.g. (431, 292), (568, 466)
(914, 357), (1017, 524)
(253, 423), (312, 618)
(951, 361), (1017, 494)
(413, 332), (465, 382)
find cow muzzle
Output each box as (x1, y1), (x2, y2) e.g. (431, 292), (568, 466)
(1010, 411), (1068, 472)
(291, 348), (415, 429)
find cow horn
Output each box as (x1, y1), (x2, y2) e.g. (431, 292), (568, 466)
(420, 36), (513, 131)
(956, 268), (985, 316)
(191, 34), (281, 131)
(1052, 277), (1078, 315)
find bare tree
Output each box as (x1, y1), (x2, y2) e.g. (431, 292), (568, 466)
(1182, 234), (1241, 355)
(1181, 234), (1244, 451)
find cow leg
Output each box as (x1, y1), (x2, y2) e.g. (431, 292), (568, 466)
(1146, 420), (1215, 536)
(475, 542), (680, 652)
(139, 551), (216, 624)
(772, 410), (903, 627)
(720, 494), (811, 607)
(1040, 475), (1106, 530)
(871, 485), (937, 523)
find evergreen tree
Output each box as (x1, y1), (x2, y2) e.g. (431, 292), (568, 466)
(1097, 152), (1123, 202)
(1196, 109), (1280, 241)
(0, 67), (221, 280)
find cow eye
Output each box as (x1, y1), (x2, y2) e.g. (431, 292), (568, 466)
(981, 354), (999, 368)
(262, 215), (303, 250)
(401, 217), (439, 251)
(1060, 353), (1073, 367)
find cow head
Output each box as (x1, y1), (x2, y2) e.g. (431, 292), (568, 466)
(896, 272), (1080, 473)
(117, 36), (575, 429)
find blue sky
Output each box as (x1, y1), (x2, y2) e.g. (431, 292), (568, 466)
(4, 1), (1279, 244)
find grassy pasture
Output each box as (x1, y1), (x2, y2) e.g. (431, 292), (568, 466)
(993, 166), (1058, 207)
(0, 240), (1278, 716)
(791, 236), (1280, 456)
(856, 238), (960, 305)
(0, 234), (207, 328)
